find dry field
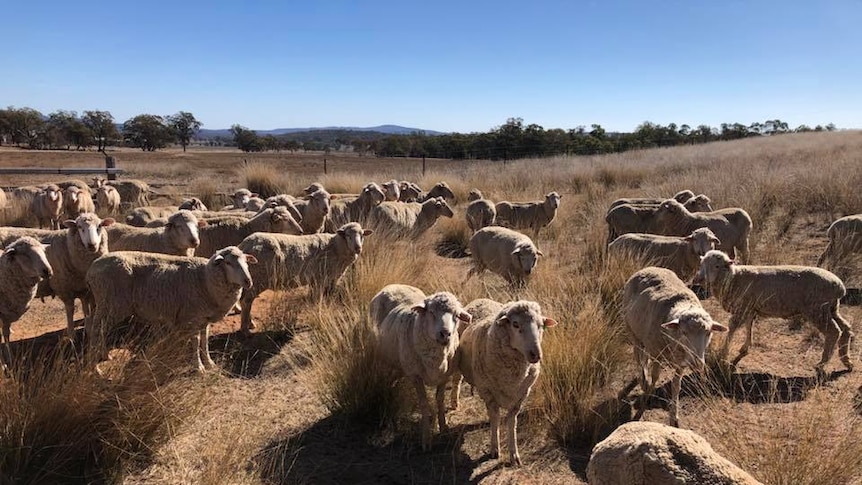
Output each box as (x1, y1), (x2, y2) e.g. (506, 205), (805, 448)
(2, 132), (862, 485)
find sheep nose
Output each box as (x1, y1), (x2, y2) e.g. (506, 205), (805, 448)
(355, 246), (363, 254)
(191, 238), (200, 247)
(525, 268), (532, 275)
(243, 277), (253, 289)
(528, 350), (541, 363)
(42, 269), (53, 279)
(87, 243), (97, 251)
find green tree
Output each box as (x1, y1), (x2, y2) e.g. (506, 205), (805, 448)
(123, 114), (174, 151)
(167, 111), (202, 152)
(231, 124), (261, 152)
(82, 110), (118, 152)
(6, 107), (45, 148)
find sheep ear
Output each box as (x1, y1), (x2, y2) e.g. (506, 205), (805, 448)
(661, 319), (680, 329)
(63, 220), (77, 229)
(711, 322), (728, 332)
(683, 235), (694, 241)
(198, 220), (208, 228)
(536, 250), (544, 256)
(495, 315), (509, 326)
(212, 254), (225, 265)
(457, 311), (472, 323)
(710, 236), (721, 244)
(362, 229), (373, 236)
(251, 193), (259, 198)
(411, 304), (426, 314)
(2, 247), (15, 257)
(512, 247), (522, 256)
(543, 317), (558, 328)
(244, 254), (259, 265)
(337, 229), (346, 237)
(101, 218), (115, 227)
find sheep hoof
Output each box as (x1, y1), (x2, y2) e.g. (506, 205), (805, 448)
(510, 454), (522, 467)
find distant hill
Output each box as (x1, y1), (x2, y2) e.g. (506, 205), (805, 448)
(196, 125), (443, 139)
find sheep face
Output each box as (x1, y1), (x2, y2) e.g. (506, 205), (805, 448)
(686, 228), (721, 257)
(673, 190), (695, 203)
(64, 213), (114, 253)
(309, 190), (332, 216)
(693, 250), (733, 288)
(266, 195), (303, 222)
(467, 189), (483, 202)
(92, 177), (105, 189)
(269, 207), (304, 235)
(337, 223), (373, 255)
(246, 197), (265, 212)
(167, 210), (205, 249)
(233, 189), (253, 207)
(430, 182), (455, 201)
(545, 192), (562, 209)
(685, 195), (712, 212)
(431, 197), (454, 218)
(496, 302), (557, 364)
(2, 237), (53, 280)
(210, 247), (258, 289)
(65, 186), (80, 203)
(655, 199), (687, 224)
(45, 185), (62, 203)
(304, 183), (325, 195)
(412, 292), (471, 346)
(661, 311), (727, 371)
(511, 244), (543, 276)
(362, 183), (386, 206)
(382, 181), (400, 202)
(180, 198), (207, 211)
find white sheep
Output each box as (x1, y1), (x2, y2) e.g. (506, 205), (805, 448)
(418, 182), (456, 203)
(303, 183), (326, 195)
(95, 184), (121, 217)
(495, 192), (562, 238)
(605, 197), (714, 244)
(178, 197), (208, 211)
(107, 179), (150, 208)
(31, 184), (64, 229)
(467, 189), (484, 202)
(451, 298), (557, 465)
(107, 210), (206, 257)
(373, 284), (472, 451)
(228, 188), (257, 209)
(195, 207), (304, 258)
(125, 206), (181, 226)
(654, 199), (752, 263)
(817, 214), (862, 268)
(608, 189), (697, 210)
(86, 247), (257, 372)
(324, 183), (385, 232)
(292, 189), (333, 234)
(0, 237), (53, 372)
(261, 194), (304, 223)
(467, 226), (544, 287)
(694, 250), (853, 375)
(398, 181), (423, 202)
(465, 198), (496, 233)
(381, 180), (401, 202)
(245, 197), (266, 212)
(237, 222), (373, 334)
(607, 228), (721, 281)
(63, 186), (96, 218)
(368, 197), (454, 238)
(0, 213), (115, 338)
(623, 266), (728, 427)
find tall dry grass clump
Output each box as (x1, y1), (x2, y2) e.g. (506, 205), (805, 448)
(241, 162), (291, 199)
(189, 177), (225, 210)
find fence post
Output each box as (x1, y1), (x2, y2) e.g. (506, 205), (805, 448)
(105, 155), (117, 180)
(422, 156), (426, 176)
(324, 158), (328, 174)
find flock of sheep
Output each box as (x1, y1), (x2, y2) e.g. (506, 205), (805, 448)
(0, 172), (860, 473)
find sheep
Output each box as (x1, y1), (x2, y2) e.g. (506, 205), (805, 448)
(324, 183), (385, 232)
(623, 266), (728, 427)
(62, 186), (96, 218)
(467, 189), (483, 202)
(125, 206), (180, 226)
(85, 247), (257, 372)
(228, 188), (257, 210)
(291, 189), (333, 234)
(0, 213), (115, 338)
(245, 197), (266, 212)
(368, 197), (454, 238)
(303, 183), (326, 195)
(607, 228), (721, 281)
(418, 182), (456, 203)
(694, 250), (853, 376)
(261, 194), (304, 222)
(107, 210), (206, 257)
(178, 197), (208, 212)
(381, 179), (401, 202)
(451, 298), (557, 465)
(0, 188), (7, 210)
(467, 226), (544, 287)
(587, 421), (763, 485)
(95, 184), (121, 217)
(57, 179), (92, 193)
(608, 189), (697, 210)
(373, 285), (472, 450)
(495, 191), (562, 238)
(195, 207), (303, 258)
(31, 184), (64, 229)
(237, 222), (373, 335)
(466, 198), (496, 233)
(654, 199), (752, 263)
(398, 181), (423, 202)
(0, 237), (53, 372)
(817, 214), (862, 268)
(605, 197), (715, 245)
(107, 179), (150, 208)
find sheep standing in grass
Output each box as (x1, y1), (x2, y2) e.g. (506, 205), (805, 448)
(607, 228), (721, 281)
(817, 214), (862, 268)
(373, 284), (472, 451)
(623, 267), (728, 427)
(369, 197), (454, 238)
(324, 183), (385, 232)
(32, 184), (64, 229)
(237, 222), (373, 334)
(108, 210), (205, 257)
(606, 197), (714, 244)
(63, 186), (96, 218)
(451, 298), (556, 465)
(86, 247), (257, 372)
(608, 189), (697, 210)
(654, 199), (752, 263)
(381, 180), (401, 202)
(261, 194), (304, 222)
(96, 185), (121, 217)
(466, 197), (496, 233)
(694, 250), (853, 375)
(292, 189), (333, 234)
(399, 181), (423, 202)
(495, 192), (562, 238)
(0, 237), (53, 372)
(0, 213), (114, 338)
(195, 207), (303, 258)
(467, 226), (543, 287)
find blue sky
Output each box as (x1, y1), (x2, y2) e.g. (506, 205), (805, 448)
(1, 0), (859, 132)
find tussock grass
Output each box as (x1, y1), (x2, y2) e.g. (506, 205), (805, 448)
(189, 177), (225, 210)
(241, 162), (291, 199)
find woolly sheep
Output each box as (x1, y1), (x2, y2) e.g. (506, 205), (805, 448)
(373, 284), (472, 450)
(86, 247), (257, 372)
(467, 189), (483, 202)
(63, 186), (96, 218)
(0, 237), (53, 372)
(495, 192), (562, 238)
(96, 184), (121, 217)
(195, 207), (303, 258)
(694, 250), (853, 375)
(381, 179), (401, 202)
(607, 228), (721, 281)
(229, 189), (257, 209)
(608, 189), (697, 210)
(654, 199), (752, 263)
(178, 197), (208, 212)
(303, 183), (325, 195)
(623, 267), (727, 427)
(237, 222), (373, 334)
(107, 210), (206, 257)
(817, 214), (862, 268)
(245, 197), (266, 212)
(107, 179), (150, 208)
(324, 183), (385, 232)
(398, 181), (423, 202)
(606, 197), (714, 244)
(292, 189), (333, 234)
(368, 197), (454, 238)
(0, 213), (115, 338)
(467, 226), (544, 287)
(419, 182), (456, 203)
(261, 194), (304, 222)
(125, 206), (180, 226)
(451, 298), (557, 465)
(587, 421), (762, 485)
(465, 198), (496, 233)
(32, 184), (64, 229)
(57, 179), (92, 193)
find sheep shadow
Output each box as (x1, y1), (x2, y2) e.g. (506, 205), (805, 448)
(562, 396), (634, 480)
(3, 326), (86, 378)
(842, 288), (861, 306)
(255, 415), (481, 485)
(208, 329), (295, 378)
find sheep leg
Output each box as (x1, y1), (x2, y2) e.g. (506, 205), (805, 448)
(199, 324), (217, 370)
(63, 299), (77, 340)
(668, 371), (682, 428)
(730, 313), (757, 367)
(813, 309), (841, 374)
(832, 309), (854, 370)
(505, 408), (521, 466)
(450, 372), (462, 410)
(435, 383), (448, 432)
(632, 346), (649, 420)
(412, 377), (433, 451)
(720, 312), (745, 363)
(486, 400), (501, 459)
(2, 321), (11, 374)
(816, 242), (832, 268)
(239, 290), (256, 336)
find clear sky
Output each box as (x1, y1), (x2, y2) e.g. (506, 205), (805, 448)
(1, 0), (859, 133)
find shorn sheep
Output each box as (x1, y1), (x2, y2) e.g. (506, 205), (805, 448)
(32, 184), (64, 229)
(694, 250), (853, 376)
(95, 184), (121, 217)
(0, 237), (53, 372)
(292, 188), (333, 234)
(195, 206), (304, 258)
(607, 228), (721, 281)
(325, 183), (385, 231)
(817, 214), (862, 269)
(654, 199), (752, 263)
(372, 284), (472, 451)
(107, 210), (206, 257)
(465, 198), (496, 233)
(86, 247), (257, 372)
(237, 222), (373, 334)
(495, 192), (562, 238)
(451, 298), (557, 465)
(623, 267), (727, 427)
(63, 186), (96, 218)
(368, 197), (454, 238)
(467, 226), (544, 287)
